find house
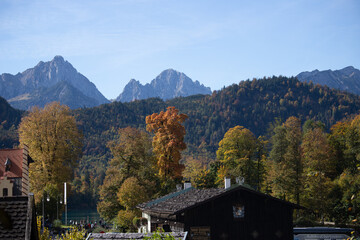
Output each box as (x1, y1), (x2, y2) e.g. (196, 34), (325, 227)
(0, 146), (39, 240)
(0, 146), (33, 197)
(138, 178), (302, 240)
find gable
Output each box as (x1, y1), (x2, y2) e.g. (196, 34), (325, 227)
(138, 184), (302, 217)
(0, 149), (24, 178)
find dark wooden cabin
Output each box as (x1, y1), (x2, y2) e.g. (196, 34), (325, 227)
(138, 180), (301, 240)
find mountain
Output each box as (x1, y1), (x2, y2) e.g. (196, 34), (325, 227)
(8, 81), (101, 110)
(0, 96), (23, 129)
(0, 56), (109, 110)
(116, 69), (212, 102)
(296, 66), (360, 95)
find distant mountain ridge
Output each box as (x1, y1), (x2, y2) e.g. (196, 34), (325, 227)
(0, 56), (109, 110)
(116, 69), (212, 102)
(296, 66), (360, 95)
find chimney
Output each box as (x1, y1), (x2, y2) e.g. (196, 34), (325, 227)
(225, 177), (231, 189)
(184, 181), (192, 189)
(236, 177), (245, 185)
(22, 145), (30, 196)
(176, 184), (182, 191)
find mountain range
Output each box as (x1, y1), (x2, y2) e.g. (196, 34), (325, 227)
(296, 66), (360, 95)
(116, 69), (212, 102)
(0, 55), (359, 110)
(0, 56), (212, 110)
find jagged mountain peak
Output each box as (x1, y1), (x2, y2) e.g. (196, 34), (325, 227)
(297, 66), (360, 95)
(338, 66), (356, 75)
(116, 69), (211, 102)
(0, 56), (109, 109)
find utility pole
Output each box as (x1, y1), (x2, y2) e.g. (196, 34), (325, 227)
(42, 194), (45, 231)
(64, 182), (67, 225)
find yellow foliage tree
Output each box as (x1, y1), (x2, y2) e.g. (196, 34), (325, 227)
(19, 102), (82, 202)
(216, 126), (264, 188)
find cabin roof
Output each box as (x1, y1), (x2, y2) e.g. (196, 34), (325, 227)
(138, 184), (302, 216)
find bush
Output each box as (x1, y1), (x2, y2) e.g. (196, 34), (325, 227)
(53, 219), (62, 228)
(61, 226), (87, 240)
(144, 228), (176, 240)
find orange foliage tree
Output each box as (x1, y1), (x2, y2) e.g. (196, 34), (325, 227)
(146, 107), (188, 182)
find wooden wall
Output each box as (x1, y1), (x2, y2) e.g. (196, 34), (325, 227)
(182, 190), (294, 240)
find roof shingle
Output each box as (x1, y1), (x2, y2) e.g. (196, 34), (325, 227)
(0, 196), (28, 239)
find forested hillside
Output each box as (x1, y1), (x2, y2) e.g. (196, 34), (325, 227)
(3, 76), (360, 210)
(0, 96), (23, 148)
(75, 76), (360, 158)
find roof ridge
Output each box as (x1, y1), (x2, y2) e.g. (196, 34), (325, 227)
(145, 187), (194, 208)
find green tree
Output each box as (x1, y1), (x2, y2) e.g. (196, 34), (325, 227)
(283, 116), (303, 205)
(301, 126), (335, 221)
(216, 126), (265, 188)
(329, 121), (351, 175)
(97, 127), (156, 222)
(329, 115), (360, 174)
(146, 106), (188, 187)
(269, 125), (288, 163)
(18, 102), (82, 203)
(269, 117), (303, 205)
(116, 177), (149, 230)
(117, 177), (149, 210)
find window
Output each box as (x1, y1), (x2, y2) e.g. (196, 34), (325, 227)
(233, 203), (245, 218)
(3, 188), (8, 197)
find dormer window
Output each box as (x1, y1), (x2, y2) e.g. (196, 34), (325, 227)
(5, 158), (11, 172)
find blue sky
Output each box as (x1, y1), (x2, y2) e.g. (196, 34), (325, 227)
(0, 0), (359, 99)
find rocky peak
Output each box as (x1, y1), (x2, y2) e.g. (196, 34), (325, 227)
(339, 66), (356, 76)
(297, 66), (360, 95)
(53, 55), (65, 62)
(116, 69), (211, 102)
(0, 56), (109, 109)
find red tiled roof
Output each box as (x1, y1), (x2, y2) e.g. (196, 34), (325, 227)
(0, 149), (23, 178)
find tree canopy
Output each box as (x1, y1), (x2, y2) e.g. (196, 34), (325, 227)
(18, 102), (83, 202)
(146, 106), (188, 182)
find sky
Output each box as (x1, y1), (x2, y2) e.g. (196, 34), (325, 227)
(0, 0), (359, 100)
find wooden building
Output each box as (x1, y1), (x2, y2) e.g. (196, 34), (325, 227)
(138, 179), (301, 240)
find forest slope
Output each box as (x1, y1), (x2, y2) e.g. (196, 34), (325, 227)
(75, 76), (360, 157)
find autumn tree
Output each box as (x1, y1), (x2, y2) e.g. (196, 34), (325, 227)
(183, 156), (207, 182)
(283, 116), (303, 206)
(328, 121), (351, 175)
(97, 127), (156, 222)
(329, 115), (360, 174)
(18, 102), (82, 203)
(301, 126), (335, 221)
(116, 177), (149, 231)
(216, 126), (265, 189)
(269, 117), (303, 205)
(146, 106), (188, 187)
